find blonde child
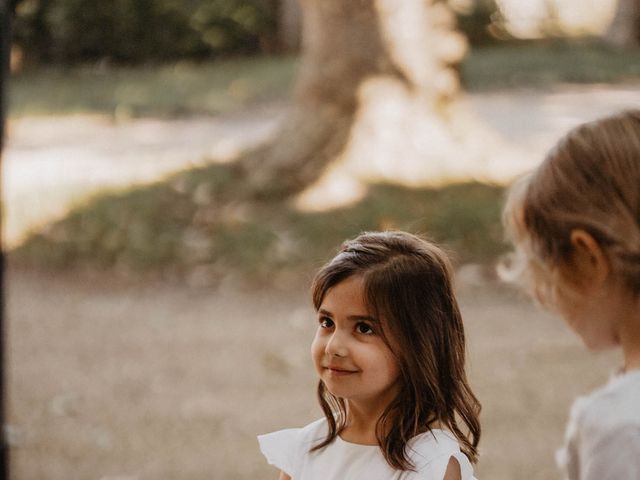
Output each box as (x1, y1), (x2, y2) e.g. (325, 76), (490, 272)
(502, 109), (640, 480)
(258, 231), (481, 479)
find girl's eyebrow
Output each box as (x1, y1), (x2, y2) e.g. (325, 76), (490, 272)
(318, 308), (379, 323)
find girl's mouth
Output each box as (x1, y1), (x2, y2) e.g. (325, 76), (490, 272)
(326, 366), (358, 376)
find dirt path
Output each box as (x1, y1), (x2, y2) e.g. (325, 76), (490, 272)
(4, 84), (640, 246)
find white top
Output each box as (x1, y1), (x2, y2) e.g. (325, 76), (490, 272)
(258, 418), (476, 480)
(556, 369), (640, 480)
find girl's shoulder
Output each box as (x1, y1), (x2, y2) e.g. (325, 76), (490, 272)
(404, 429), (475, 480)
(573, 370), (640, 433)
(258, 418), (327, 446)
(257, 419), (327, 477)
(557, 371), (640, 478)
(259, 421), (477, 480)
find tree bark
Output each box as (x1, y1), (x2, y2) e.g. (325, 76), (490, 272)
(240, 0), (470, 202)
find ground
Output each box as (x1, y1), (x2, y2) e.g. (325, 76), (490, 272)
(7, 267), (620, 480)
(5, 84), (639, 479)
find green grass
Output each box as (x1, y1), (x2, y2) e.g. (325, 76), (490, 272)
(12, 163), (507, 278)
(9, 55), (298, 118)
(10, 40), (640, 118)
(462, 39), (640, 90)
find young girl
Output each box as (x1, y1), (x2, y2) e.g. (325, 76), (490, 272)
(258, 231), (481, 480)
(502, 109), (640, 480)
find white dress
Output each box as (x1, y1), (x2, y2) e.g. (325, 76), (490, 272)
(556, 369), (640, 480)
(258, 418), (476, 480)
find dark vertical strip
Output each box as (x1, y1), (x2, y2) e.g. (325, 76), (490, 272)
(0, 0), (9, 478)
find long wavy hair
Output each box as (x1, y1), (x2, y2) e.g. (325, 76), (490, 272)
(310, 231), (481, 470)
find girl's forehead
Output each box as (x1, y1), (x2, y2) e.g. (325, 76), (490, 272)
(320, 275), (367, 308)
(320, 275), (393, 322)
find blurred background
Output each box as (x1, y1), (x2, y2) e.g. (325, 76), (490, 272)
(4, 0), (640, 478)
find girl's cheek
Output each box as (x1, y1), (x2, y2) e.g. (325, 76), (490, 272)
(310, 334), (325, 359)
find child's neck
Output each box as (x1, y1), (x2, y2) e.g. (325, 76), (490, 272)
(339, 399), (446, 445)
(340, 400), (388, 446)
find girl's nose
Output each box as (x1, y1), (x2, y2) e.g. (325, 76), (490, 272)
(325, 331), (349, 357)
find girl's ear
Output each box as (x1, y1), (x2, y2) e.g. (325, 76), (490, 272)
(568, 229), (610, 290)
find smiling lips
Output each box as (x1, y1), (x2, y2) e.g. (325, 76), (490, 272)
(325, 366), (358, 376)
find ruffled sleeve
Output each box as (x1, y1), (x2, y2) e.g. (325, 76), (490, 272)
(257, 427), (301, 477)
(405, 430), (476, 480)
(419, 451), (475, 480)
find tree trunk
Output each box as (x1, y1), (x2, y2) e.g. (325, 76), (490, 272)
(603, 0), (640, 48)
(240, 0), (471, 203)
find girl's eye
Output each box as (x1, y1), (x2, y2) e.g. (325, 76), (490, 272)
(319, 317), (334, 329)
(356, 322), (374, 335)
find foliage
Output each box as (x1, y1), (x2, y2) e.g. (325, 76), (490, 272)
(454, 0), (505, 46)
(12, 163), (506, 280)
(12, 0), (279, 64)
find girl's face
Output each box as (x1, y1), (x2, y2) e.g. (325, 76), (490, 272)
(311, 275), (400, 409)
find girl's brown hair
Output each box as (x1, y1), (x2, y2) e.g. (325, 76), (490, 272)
(310, 231), (481, 470)
(502, 109), (640, 305)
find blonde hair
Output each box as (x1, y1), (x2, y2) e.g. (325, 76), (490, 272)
(501, 109), (640, 306)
